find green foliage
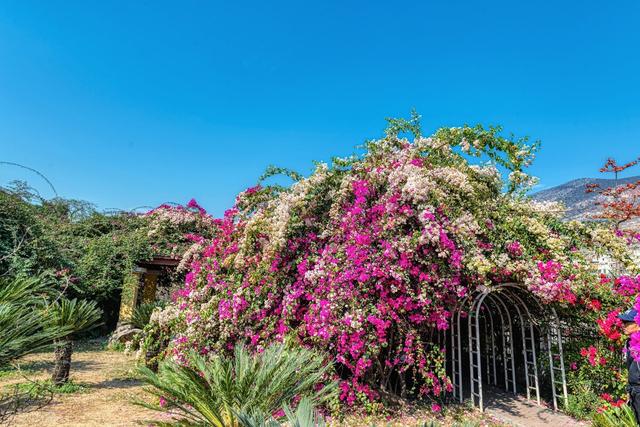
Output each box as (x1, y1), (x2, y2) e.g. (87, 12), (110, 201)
(236, 397), (325, 427)
(131, 302), (162, 330)
(593, 404), (637, 427)
(0, 379), (54, 424)
(259, 165), (303, 183)
(1, 182), (219, 329)
(71, 215), (151, 302)
(565, 391), (603, 420)
(419, 421), (480, 427)
(384, 109), (422, 138)
(48, 379), (88, 394)
(44, 298), (103, 338)
(0, 189), (61, 275)
(0, 276), (69, 367)
(7, 379), (88, 397)
(136, 344), (336, 427)
(1, 184), (153, 327)
(560, 339), (627, 419)
(108, 341), (126, 352)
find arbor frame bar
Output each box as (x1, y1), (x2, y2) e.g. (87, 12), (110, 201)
(450, 283), (568, 412)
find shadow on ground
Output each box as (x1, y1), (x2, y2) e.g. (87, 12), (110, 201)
(484, 387), (587, 427)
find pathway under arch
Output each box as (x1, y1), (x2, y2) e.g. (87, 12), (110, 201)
(449, 283), (568, 414)
(483, 388), (587, 427)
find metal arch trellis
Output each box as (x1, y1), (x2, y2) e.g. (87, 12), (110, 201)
(501, 284), (568, 410)
(450, 283), (568, 412)
(485, 293), (517, 395)
(500, 287), (541, 405)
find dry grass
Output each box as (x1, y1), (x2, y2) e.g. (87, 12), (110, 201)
(0, 339), (157, 426)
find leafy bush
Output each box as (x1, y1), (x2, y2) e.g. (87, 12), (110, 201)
(593, 404), (637, 427)
(136, 344), (336, 426)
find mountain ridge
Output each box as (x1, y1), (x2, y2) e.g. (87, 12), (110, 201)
(531, 175), (640, 221)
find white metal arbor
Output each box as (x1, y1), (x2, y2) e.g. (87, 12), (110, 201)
(450, 283), (568, 412)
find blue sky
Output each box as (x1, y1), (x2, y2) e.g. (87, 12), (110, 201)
(1, 1), (639, 216)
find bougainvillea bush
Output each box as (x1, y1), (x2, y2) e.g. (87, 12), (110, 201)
(142, 114), (637, 412)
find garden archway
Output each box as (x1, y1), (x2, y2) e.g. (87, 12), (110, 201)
(449, 283), (568, 412)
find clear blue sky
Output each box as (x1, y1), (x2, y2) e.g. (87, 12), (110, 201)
(1, 1), (639, 216)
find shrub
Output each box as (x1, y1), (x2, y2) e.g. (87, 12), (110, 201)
(593, 404), (637, 427)
(0, 275), (67, 367)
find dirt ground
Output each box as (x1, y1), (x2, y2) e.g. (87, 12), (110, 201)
(0, 340), (157, 426)
(0, 340), (505, 427)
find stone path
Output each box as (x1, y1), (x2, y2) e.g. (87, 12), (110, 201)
(484, 388), (589, 427)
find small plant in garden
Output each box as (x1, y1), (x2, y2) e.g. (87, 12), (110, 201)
(593, 403), (638, 427)
(136, 344), (336, 426)
(131, 302), (164, 330)
(0, 275), (76, 423)
(44, 298), (102, 385)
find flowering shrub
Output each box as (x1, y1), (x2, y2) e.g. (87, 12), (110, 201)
(562, 339), (627, 419)
(144, 199), (218, 263)
(145, 115), (635, 409)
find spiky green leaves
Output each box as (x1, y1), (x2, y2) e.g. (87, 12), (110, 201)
(44, 298), (103, 338)
(137, 344), (336, 427)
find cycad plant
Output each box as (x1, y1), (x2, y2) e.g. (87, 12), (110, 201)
(131, 302), (163, 329)
(137, 344), (336, 427)
(0, 276), (66, 367)
(45, 298), (102, 385)
(0, 275), (71, 424)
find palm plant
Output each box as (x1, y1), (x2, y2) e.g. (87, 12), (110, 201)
(0, 275), (70, 424)
(137, 344), (336, 426)
(0, 276), (67, 367)
(45, 298), (102, 385)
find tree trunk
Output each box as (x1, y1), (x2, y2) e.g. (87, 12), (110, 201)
(144, 348), (159, 373)
(51, 339), (73, 385)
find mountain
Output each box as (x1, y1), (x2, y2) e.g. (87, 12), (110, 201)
(531, 176), (640, 222)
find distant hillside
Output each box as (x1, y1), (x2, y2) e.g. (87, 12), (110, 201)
(531, 176), (640, 222)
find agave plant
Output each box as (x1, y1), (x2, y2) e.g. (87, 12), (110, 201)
(137, 344), (336, 426)
(44, 298), (102, 385)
